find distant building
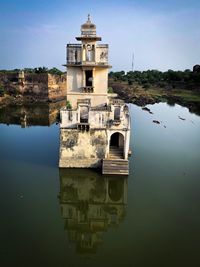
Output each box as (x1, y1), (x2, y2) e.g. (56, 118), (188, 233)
(59, 15), (131, 175)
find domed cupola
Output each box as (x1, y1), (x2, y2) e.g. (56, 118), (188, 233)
(76, 15), (101, 41)
(81, 14), (96, 32)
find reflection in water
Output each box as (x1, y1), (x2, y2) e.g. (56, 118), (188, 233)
(0, 100), (66, 127)
(58, 169), (127, 255)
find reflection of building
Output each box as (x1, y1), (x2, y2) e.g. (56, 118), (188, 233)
(58, 169), (127, 254)
(59, 16), (131, 174)
(0, 100), (66, 127)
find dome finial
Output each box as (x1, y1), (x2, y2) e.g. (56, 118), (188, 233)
(87, 14), (91, 23)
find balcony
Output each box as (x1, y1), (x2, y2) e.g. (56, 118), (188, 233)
(77, 99), (91, 105)
(77, 123), (90, 131)
(82, 86), (94, 93)
(107, 119), (121, 127)
(112, 120), (121, 126)
(81, 61), (108, 66)
(109, 99), (124, 105)
(66, 43), (110, 67)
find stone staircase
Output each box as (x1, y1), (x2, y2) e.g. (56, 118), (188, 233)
(109, 146), (123, 159)
(102, 159), (129, 175)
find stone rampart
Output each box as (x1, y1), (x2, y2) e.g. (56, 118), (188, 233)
(0, 72), (67, 102)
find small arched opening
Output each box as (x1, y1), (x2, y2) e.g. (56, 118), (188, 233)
(109, 132), (124, 159)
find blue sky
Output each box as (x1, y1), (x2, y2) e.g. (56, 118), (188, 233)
(0, 0), (200, 71)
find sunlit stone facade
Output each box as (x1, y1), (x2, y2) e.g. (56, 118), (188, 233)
(59, 15), (131, 174)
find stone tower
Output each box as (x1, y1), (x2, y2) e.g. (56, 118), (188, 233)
(59, 15), (131, 175)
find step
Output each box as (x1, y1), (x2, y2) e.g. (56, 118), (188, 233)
(103, 166), (128, 170)
(110, 153), (123, 156)
(104, 160), (127, 164)
(110, 147), (123, 151)
(102, 159), (129, 175)
(109, 151), (123, 154)
(109, 157), (123, 160)
(110, 149), (123, 152)
(103, 163), (128, 167)
(109, 152), (123, 156)
(109, 154), (123, 157)
(103, 159), (128, 163)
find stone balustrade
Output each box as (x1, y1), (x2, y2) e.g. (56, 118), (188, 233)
(82, 86), (94, 93)
(60, 104), (130, 130)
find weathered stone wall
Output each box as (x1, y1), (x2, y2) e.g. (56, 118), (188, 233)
(48, 74), (67, 101)
(95, 44), (109, 64)
(59, 102), (131, 163)
(0, 72), (67, 102)
(0, 72), (19, 83)
(59, 129), (107, 168)
(66, 66), (108, 108)
(21, 73), (49, 99)
(0, 72), (19, 94)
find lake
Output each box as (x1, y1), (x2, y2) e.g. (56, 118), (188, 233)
(0, 102), (200, 267)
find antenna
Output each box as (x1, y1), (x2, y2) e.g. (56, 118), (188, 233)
(87, 14), (91, 22)
(132, 52), (134, 72)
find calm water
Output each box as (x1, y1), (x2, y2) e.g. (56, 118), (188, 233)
(0, 103), (200, 267)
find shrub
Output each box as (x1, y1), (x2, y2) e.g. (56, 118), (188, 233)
(48, 67), (64, 75)
(108, 87), (113, 93)
(66, 100), (72, 109)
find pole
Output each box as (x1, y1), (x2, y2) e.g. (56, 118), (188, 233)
(132, 52), (134, 72)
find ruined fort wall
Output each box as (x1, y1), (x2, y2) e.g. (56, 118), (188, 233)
(48, 74), (67, 101)
(21, 73), (49, 99)
(0, 73), (67, 101)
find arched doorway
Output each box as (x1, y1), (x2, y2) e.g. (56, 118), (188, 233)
(110, 132), (124, 147)
(109, 132), (124, 159)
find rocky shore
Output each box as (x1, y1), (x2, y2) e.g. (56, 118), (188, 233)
(109, 80), (200, 116)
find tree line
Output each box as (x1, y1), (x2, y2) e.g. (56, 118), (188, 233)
(0, 67), (65, 75)
(109, 69), (200, 89)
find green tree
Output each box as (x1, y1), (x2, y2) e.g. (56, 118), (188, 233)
(48, 67), (64, 75)
(107, 87), (113, 93)
(34, 67), (48, 73)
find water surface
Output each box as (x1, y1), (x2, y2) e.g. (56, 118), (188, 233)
(0, 102), (200, 267)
